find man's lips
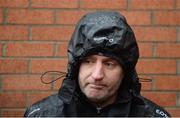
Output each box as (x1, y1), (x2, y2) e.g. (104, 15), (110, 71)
(88, 84), (106, 89)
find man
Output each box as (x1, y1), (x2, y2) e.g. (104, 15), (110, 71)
(24, 11), (171, 117)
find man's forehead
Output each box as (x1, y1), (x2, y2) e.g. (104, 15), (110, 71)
(85, 54), (118, 62)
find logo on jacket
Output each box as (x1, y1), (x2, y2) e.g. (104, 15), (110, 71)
(156, 109), (168, 118)
(93, 37), (114, 43)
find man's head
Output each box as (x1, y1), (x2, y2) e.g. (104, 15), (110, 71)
(65, 11), (140, 106)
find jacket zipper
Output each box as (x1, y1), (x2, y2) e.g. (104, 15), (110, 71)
(96, 107), (102, 114)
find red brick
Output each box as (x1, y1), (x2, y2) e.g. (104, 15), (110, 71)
(121, 11), (151, 25)
(0, 59), (28, 73)
(0, 10), (3, 23)
(130, 0), (174, 10)
(53, 77), (65, 90)
(0, 0), (29, 8)
(141, 82), (152, 90)
(138, 43), (153, 57)
(0, 26), (28, 40)
(154, 75), (180, 90)
(0, 43), (2, 56)
(177, 0), (180, 9)
(156, 43), (180, 57)
(2, 75), (51, 91)
(56, 10), (90, 25)
(27, 92), (54, 105)
(80, 0), (127, 9)
(168, 108), (180, 117)
(139, 75), (153, 90)
(154, 11), (180, 25)
(6, 42), (54, 57)
(32, 26), (74, 41)
(31, 59), (68, 73)
(0, 93), (26, 108)
(142, 92), (176, 107)
(57, 42), (68, 57)
(7, 9), (54, 24)
(31, 0), (78, 8)
(1, 109), (25, 117)
(133, 27), (176, 42)
(137, 59), (176, 74)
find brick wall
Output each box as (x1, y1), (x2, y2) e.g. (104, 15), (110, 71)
(0, 0), (180, 117)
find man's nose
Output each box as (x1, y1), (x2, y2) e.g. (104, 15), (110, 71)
(91, 61), (104, 80)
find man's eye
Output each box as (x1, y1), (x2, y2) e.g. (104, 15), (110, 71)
(85, 60), (91, 63)
(83, 59), (93, 64)
(105, 62), (115, 69)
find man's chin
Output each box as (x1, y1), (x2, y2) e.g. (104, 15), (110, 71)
(86, 95), (107, 103)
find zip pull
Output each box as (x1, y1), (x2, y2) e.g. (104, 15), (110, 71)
(96, 107), (102, 114)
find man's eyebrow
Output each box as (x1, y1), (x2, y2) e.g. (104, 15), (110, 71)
(106, 57), (120, 63)
(103, 58), (118, 63)
(82, 56), (95, 60)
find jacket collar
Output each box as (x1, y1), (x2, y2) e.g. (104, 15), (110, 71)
(75, 91), (132, 116)
(58, 79), (76, 104)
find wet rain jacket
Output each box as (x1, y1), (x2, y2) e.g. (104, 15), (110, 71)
(24, 11), (171, 117)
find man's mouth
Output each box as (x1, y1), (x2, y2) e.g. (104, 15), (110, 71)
(88, 84), (106, 90)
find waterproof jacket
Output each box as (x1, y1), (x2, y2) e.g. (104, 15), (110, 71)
(24, 79), (170, 117)
(24, 11), (171, 117)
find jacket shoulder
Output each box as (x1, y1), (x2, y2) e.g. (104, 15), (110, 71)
(24, 93), (64, 117)
(142, 97), (171, 117)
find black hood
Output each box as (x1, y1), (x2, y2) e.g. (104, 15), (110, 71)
(68, 11), (139, 76)
(59, 11), (141, 103)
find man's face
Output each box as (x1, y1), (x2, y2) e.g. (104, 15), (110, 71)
(78, 55), (124, 107)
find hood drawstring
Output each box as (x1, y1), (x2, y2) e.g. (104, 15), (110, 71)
(40, 71), (152, 84)
(40, 71), (67, 84)
(139, 77), (152, 83)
